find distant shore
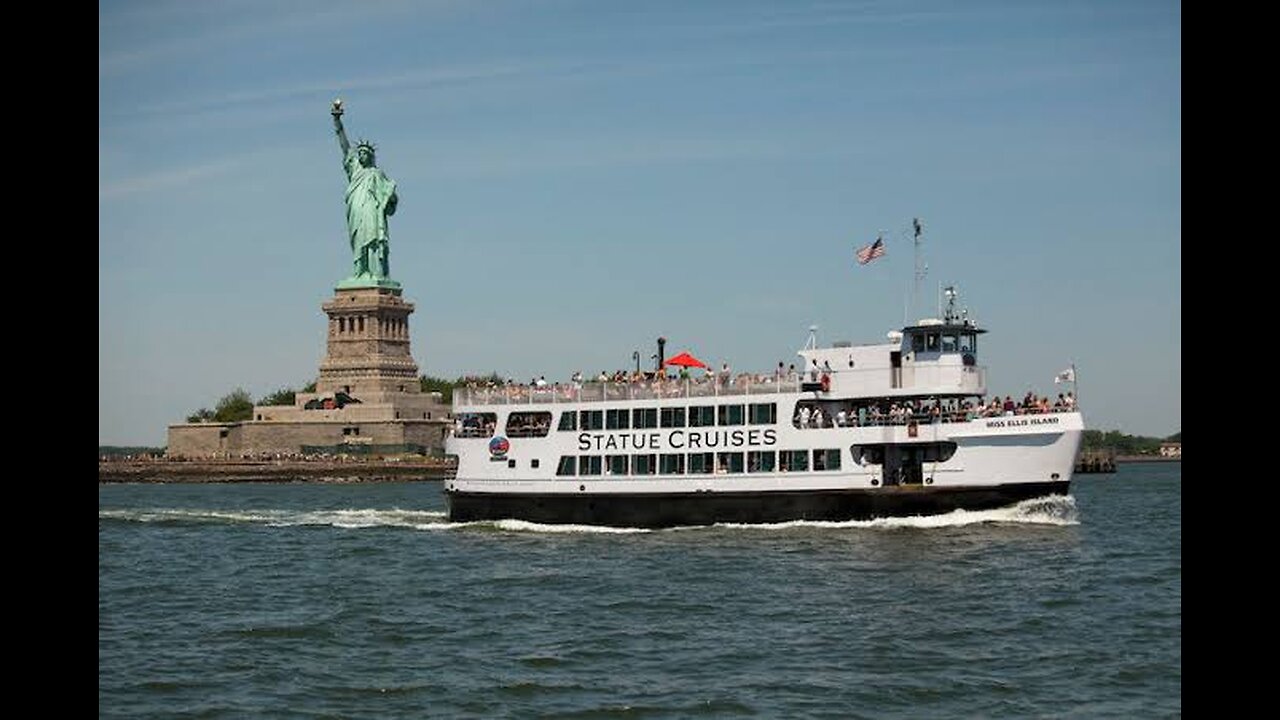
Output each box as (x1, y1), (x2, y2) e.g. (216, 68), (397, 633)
(98, 458), (455, 484)
(99, 453), (1175, 484)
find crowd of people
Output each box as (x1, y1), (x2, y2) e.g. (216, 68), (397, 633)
(106, 451), (437, 463)
(793, 391), (1077, 429)
(458, 362), (818, 403)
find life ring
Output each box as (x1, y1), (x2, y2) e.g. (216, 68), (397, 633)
(820, 373), (831, 393)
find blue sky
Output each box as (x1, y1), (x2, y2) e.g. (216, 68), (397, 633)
(99, 0), (1180, 446)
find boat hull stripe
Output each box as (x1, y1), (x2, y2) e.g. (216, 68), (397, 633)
(446, 481), (1068, 528)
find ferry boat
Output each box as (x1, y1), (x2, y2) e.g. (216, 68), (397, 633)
(444, 288), (1083, 528)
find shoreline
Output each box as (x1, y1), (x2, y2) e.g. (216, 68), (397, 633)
(98, 458), (455, 484)
(99, 455), (1177, 484)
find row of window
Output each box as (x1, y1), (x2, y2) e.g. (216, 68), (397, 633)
(555, 448), (841, 477)
(334, 316), (407, 335)
(463, 404), (782, 438)
(851, 442), (957, 465)
(559, 403), (778, 432)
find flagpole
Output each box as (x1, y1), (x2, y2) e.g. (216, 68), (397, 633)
(903, 279), (909, 327)
(1072, 363), (1079, 410)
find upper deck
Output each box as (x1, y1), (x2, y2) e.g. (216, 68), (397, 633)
(455, 288), (994, 409)
(452, 362), (988, 408)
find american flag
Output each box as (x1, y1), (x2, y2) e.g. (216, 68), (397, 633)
(856, 237), (885, 265)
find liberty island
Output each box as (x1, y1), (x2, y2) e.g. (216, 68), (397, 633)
(166, 102), (448, 458)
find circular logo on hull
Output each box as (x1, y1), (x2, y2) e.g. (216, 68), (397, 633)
(489, 436), (510, 457)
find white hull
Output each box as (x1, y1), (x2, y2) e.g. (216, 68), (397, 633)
(446, 399), (1083, 498)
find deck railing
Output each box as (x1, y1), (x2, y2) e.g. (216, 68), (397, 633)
(454, 378), (804, 406)
(453, 364), (990, 407)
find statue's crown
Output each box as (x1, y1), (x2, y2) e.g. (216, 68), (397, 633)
(356, 139), (377, 152)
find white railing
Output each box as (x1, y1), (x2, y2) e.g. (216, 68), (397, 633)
(455, 378), (804, 406)
(453, 363), (989, 407)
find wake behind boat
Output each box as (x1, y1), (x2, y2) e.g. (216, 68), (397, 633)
(444, 285), (1083, 528)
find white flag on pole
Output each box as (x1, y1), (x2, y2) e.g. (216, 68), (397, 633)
(1054, 367), (1076, 384)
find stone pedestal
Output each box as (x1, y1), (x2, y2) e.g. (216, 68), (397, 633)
(168, 284), (451, 458)
(317, 286), (421, 398)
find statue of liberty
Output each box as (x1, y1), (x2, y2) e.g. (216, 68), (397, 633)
(331, 100), (399, 288)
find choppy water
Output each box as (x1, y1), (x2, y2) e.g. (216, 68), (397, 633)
(99, 463), (1180, 718)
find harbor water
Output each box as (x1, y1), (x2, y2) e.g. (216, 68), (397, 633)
(99, 463), (1180, 718)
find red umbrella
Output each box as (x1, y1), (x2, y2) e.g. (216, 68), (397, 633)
(663, 351), (709, 370)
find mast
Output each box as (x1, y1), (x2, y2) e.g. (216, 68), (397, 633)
(911, 218), (926, 322)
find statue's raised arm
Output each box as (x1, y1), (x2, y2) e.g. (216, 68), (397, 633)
(332, 99), (351, 159)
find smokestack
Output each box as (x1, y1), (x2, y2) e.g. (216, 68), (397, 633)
(657, 337), (667, 372)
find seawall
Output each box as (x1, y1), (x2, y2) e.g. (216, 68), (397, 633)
(98, 458), (455, 484)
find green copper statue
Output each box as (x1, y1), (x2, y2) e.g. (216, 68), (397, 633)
(332, 99), (400, 288)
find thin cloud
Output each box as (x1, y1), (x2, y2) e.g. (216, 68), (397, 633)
(100, 0), (465, 77)
(416, 132), (857, 180)
(118, 61), (550, 120)
(99, 152), (260, 200)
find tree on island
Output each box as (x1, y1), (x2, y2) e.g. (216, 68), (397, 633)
(180, 388), (251, 425)
(420, 373), (503, 403)
(185, 391), (250, 423)
(420, 375), (458, 402)
(186, 383), (325, 423)
(214, 388), (255, 423)
(1082, 429), (1181, 455)
(259, 388), (297, 407)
